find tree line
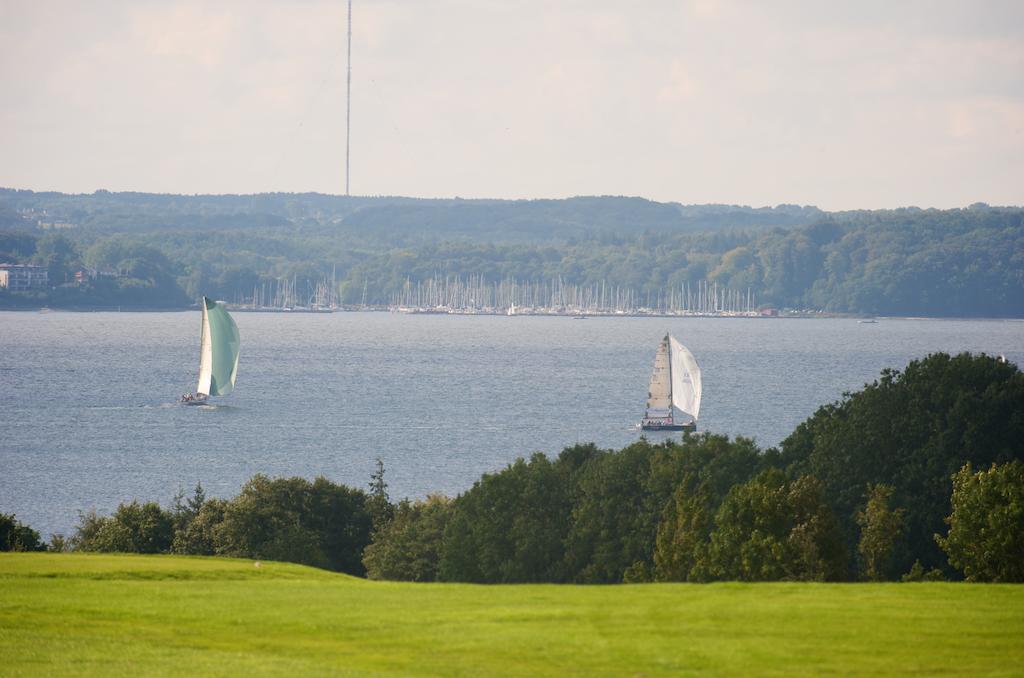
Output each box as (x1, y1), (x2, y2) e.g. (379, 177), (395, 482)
(4, 352), (1022, 583)
(2, 191), (1022, 317)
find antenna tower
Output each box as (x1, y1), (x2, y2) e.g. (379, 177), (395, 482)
(345, 0), (352, 196)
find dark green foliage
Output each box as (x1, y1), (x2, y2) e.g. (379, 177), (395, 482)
(72, 501), (174, 553)
(60, 475), (373, 576)
(567, 435), (766, 583)
(169, 483), (212, 554)
(0, 230), (36, 261)
(0, 231), (190, 308)
(171, 483), (206, 533)
(936, 461), (1024, 582)
(33, 233), (79, 285)
(781, 352), (1024, 577)
(564, 441), (665, 583)
(46, 534), (69, 552)
(653, 474), (715, 581)
(856, 484), (905, 581)
(3, 188), (1021, 316)
(440, 452), (576, 583)
(171, 499), (228, 556)
(0, 513), (45, 552)
(645, 435), (767, 582)
(901, 560), (945, 582)
(705, 470), (846, 581)
(435, 435), (770, 584)
(215, 475), (372, 575)
(367, 458), (394, 533)
(363, 495), (453, 582)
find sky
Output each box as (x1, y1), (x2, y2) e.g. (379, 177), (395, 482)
(1, 0), (1022, 210)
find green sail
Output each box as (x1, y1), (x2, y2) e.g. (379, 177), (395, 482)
(196, 297), (240, 397)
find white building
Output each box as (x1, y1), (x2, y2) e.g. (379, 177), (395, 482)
(0, 264), (48, 291)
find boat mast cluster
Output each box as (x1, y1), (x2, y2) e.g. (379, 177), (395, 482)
(390, 276), (757, 316)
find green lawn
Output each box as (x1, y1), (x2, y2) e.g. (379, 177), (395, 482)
(1, 553), (1021, 676)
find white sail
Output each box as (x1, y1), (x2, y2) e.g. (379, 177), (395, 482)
(196, 300), (213, 396)
(669, 335), (701, 421)
(644, 335), (672, 419)
(194, 297), (240, 397)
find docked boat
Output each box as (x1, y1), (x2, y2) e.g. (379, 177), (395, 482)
(181, 297), (240, 405)
(640, 333), (702, 432)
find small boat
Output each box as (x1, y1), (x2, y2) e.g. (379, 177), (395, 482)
(181, 297), (240, 405)
(858, 318), (878, 324)
(640, 333), (702, 432)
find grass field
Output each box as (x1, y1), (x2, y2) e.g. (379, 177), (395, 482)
(1, 553), (1022, 676)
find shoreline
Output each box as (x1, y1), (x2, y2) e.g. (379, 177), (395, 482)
(1, 305), (1021, 321)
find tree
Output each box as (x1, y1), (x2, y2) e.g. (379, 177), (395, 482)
(363, 495), (453, 581)
(781, 353), (1024, 576)
(645, 435), (768, 582)
(367, 458), (394, 533)
(653, 474), (715, 581)
(936, 461), (1024, 583)
(706, 470), (846, 581)
(215, 475), (372, 574)
(171, 482), (206, 534)
(0, 513), (44, 551)
(564, 441), (662, 583)
(440, 452), (574, 583)
(856, 484), (905, 581)
(33, 233), (79, 285)
(71, 501), (174, 553)
(171, 499), (227, 556)
(47, 534), (69, 552)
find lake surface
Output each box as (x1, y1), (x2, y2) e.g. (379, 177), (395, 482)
(2, 311), (1022, 538)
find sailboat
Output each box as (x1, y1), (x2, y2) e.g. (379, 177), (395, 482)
(640, 333), (702, 431)
(182, 297), (240, 405)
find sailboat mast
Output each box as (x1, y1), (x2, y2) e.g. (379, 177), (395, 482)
(665, 334), (673, 425)
(196, 297), (209, 394)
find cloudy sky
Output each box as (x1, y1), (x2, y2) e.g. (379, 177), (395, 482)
(1, 0), (1022, 209)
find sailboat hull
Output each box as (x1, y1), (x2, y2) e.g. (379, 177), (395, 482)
(641, 421), (696, 432)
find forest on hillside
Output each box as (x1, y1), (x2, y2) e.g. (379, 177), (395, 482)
(0, 189), (1021, 317)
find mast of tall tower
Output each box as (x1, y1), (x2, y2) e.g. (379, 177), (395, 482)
(345, 0), (352, 196)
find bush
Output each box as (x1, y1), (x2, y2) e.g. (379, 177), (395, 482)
(363, 495), (453, 581)
(215, 475), (372, 575)
(936, 461), (1024, 582)
(71, 501), (174, 553)
(0, 513), (45, 552)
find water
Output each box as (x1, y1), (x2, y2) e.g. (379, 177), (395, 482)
(2, 311), (1022, 538)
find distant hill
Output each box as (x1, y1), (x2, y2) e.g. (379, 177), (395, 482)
(1, 188), (1021, 317)
(0, 188), (822, 242)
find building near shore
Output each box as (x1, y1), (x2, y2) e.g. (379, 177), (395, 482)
(0, 264), (48, 291)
